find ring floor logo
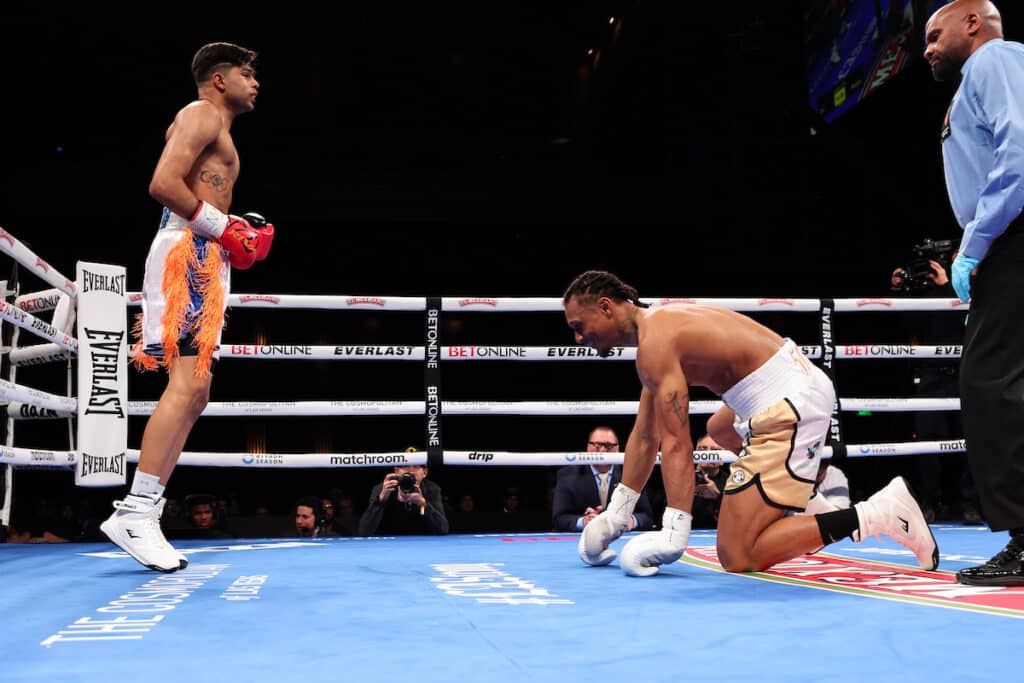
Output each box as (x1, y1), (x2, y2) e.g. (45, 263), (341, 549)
(685, 547), (1024, 619)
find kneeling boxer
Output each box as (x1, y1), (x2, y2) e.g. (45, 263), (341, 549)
(562, 271), (938, 576)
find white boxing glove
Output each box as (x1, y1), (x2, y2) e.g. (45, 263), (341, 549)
(578, 483), (640, 566)
(620, 507), (692, 577)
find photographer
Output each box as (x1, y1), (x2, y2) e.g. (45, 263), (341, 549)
(889, 240), (978, 524)
(691, 434), (731, 529)
(358, 463), (449, 536)
(890, 240), (956, 295)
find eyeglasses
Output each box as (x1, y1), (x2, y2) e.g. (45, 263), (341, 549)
(588, 441), (619, 450)
(322, 503), (334, 509)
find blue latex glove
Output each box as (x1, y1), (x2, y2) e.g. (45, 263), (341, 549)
(952, 254), (980, 302)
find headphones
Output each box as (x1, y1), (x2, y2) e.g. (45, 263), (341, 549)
(295, 496), (327, 528)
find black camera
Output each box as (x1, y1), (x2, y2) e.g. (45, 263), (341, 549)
(695, 469), (708, 485)
(897, 238), (957, 292)
(398, 472), (417, 493)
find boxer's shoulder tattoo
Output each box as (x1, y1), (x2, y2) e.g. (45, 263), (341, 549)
(198, 168), (229, 193)
(665, 390), (689, 430)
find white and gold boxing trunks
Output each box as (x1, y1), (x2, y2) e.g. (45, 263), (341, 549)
(721, 339), (836, 511)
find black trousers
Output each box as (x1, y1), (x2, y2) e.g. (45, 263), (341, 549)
(960, 220), (1024, 531)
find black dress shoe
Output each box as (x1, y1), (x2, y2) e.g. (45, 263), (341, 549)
(957, 537), (1024, 586)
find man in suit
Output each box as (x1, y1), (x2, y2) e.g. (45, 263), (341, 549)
(553, 426), (655, 532)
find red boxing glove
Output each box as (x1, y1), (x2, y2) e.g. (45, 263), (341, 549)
(187, 201), (274, 269)
(240, 213), (275, 261)
(220, 216), (261, 270)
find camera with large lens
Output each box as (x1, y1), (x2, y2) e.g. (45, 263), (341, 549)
(897, 238), (957, 292)
(398, 472), (417, 493)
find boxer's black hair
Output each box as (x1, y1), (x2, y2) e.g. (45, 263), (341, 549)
(191, 42), (257, 85)
(294, 495), (326, 527)
(563, 270), (649, 308)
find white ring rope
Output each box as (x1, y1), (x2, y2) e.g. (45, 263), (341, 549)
(9, 343), (71, 367)
(122, 397), (956, 417)
(5, 401), (71, 420)
(122, 293), (970, 313)
(207, 344), (963, 361)
(4, 396), (962, 421)
(0, 379), (77, 413)
(128, 292), (427, 310)
(15, 289), (63, 314)
(0, 446), (77, 467)
(0, 440), (967, 470)
(9, 342), (964, 365)
(0, 300), (78, 352)
(127, 400), (423, 417)
(0, 228), (77, 296)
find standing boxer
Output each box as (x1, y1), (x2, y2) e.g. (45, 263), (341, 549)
(100, 42), (274, 572)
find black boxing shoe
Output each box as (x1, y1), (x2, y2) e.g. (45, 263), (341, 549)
(956, 536), (1024, 586)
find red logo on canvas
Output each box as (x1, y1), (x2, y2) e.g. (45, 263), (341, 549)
(686, 547), (1024, 616)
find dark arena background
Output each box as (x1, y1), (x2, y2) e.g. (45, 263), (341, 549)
(7, 5), (1024, 681)
(2, 4), (1019, 542)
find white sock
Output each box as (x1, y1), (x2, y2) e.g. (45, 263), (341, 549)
(129, 470), (165, 501)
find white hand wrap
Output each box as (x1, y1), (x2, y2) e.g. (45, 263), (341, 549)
(577, 483), (640, 566)
(187, 200), (228, 239)
(620, 507), (691, 577)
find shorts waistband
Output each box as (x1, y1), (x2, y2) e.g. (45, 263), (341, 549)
(722, 339), (805, 420)
(159, 207), (189, 231)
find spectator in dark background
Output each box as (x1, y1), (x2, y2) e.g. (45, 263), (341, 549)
(294, 496), (335, 538)
(327, 490), (359, 536)
(4, 501), (71, 544)
(691, 434), (731, 529)
(450, 493), (487, 533)
(177, 494), (234, 540)
(552, 426), (654, 533)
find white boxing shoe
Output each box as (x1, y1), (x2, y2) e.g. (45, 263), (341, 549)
(100, 495), (188, 573)
(854, 476), (939, 570)
(154, 497), (188, 567)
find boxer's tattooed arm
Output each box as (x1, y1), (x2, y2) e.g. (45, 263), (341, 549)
(665, 391), (689, 430)
(198, 169), (229, 193)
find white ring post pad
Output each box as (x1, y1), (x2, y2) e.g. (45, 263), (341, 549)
(75, 262), (128, 487)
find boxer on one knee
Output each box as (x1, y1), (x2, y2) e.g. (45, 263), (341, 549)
(100, 42), (274, 572)
(564, 271), (938, 577)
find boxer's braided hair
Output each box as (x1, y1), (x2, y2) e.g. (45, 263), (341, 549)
(562, 270), (650, 308)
